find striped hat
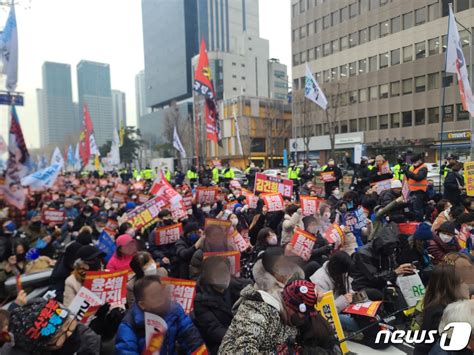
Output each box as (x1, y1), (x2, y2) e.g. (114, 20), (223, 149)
(282, 280), (317, 316)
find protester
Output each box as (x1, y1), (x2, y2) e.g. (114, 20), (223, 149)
(321, 159), (342, 198)
(443, 162), (465, 206)
(403, 154), (428, 221)
(175, 222), (205, 279)
(428, 222), (461, 265)
(106, 234), (137, 271)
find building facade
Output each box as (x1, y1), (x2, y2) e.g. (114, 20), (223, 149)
(77, 60), (114, 147)
(135, 70), (150, 121)
(37, 62), (76, 149)
(112, 90), (127, 128)
(291, 0), (474, 164)
(268, 58), (289, 101)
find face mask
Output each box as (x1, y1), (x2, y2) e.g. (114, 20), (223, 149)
(144, 262), (157, 275)
(290, 313), (307, 327)
(438, 233), (454, 244)
(84, 212), (91, 217)
(230, 218), (238, 227)
(267, 235), (278, 246)
(54, 327), (81, 355)
(187, 209), (193, 215)
(339, 207), (347, 213)
(211, 274), (231, 289)
(307, 226), (317, 235)
(202, 206), (211, 214)
(96, 227), (104, 233)
(333, 190), (340, 198)
(188, 233), (199, 243)
(346, 201), (354, 210)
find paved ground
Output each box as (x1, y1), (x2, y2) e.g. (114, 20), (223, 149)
(346, 341), (412, 354)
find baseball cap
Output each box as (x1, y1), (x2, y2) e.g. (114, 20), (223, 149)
(282, 280), (318, 316)
(116, 234), (136, 247)
(390, 180), (402, 189)
(75, 245), (106, 261)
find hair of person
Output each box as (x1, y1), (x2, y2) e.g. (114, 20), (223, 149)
(133, 275), (162, 303)
(436, 199), (451, 214)
(451, 162), (463, 172)
(158, 209), (171, 219)
(259, 246), (284, 275)
(13, 239), (28, 253)
(0, 309), (9, 330)
(256, 227), (274, 248)
(326, 251), (353, 295)
(285, 204), (299, 216)
(331, 185), (339, 192)
(204, 224), (224, 238)
(118, 222), (133, 235)
(423, 264), (463, 311)
(78, 225), (93, 235)
(300, 312), (337, 352)
(451, 206), (466, 220)
(437, 300), (474, 337)
(130, 251), (153, 281)
(318, 203), (330, 216)
(199, 256), (230, 286)
(456, 212), (474, 225)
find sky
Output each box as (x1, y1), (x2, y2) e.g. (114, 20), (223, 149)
(1, 0), (291, 149)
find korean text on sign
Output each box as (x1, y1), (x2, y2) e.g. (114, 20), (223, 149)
(289, 227), (316, 261)
(25, 299), (69, 340)
(254, 173), (293, 198)
(262, 193), (284, 212)
(464, 161), (474, 196)
(231, 230), (249, 252)
(160, 277), (197, 314)
(127, 196), (167, 229)
(300, 196), (325, 216)
(204, 251), (241, 275)
(155, 223), (183, 246)
(320, 171), (336, 182)
(83, 269), (128, 308)
(195, 187), (218, 204)
(41, 209), (66, 225)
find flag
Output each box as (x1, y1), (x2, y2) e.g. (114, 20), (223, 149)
(0, 5), (18, 91)
(233, 111), (243, 156)
(50, 147), (63, 166)
(446, 5), (474, 115)
(74, 143), (80, 170)
(173, 126), (186, 158)
(94, 155), (101, 171)
(90, 134), (99, 156)
(109, 128), (120, 165)
(304, 63), (328, 110)
(119, 124), (125, 146)
(79, 105), (93, 166)
(21, 155), (64, 189)
(67, 145), (75, 167)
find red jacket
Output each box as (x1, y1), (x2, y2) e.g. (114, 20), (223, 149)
(427, 235), (460, 265)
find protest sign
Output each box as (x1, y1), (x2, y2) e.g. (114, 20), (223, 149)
(25, 299), (70, 340)
(289, 227), (316, 261)
(229, 179), (241, 189)
(112, 192), (127, 203)
(464, 161), (474, 196)
(204, 251), (241, 275)
(150, 175), (182, 205)
(402, 177), (410, 202)
(300, 196), (325, 216)
(458, 224), (472, 249)
(160, 277), (197, 314)
(68, 287), (103, 322)
(144, 312), (167, 355)
(343, 300), (382, 318)
(230, 229), (249, 252)
(370, 179), (392, 194)
(254, 173), (293, 198)
(83, 269), (128, 308)
(182, 193), (193, 209)
(133, 181), (145, 191)
(127, 196), (167, 229)
(320, 171), (336, 182)
(138, 194), (150, 204)
(155, 223), (183, 246)
(106, 218), (119, 231)
(242, 189), (259, 209)
(85, 190), (96, 198)
(15, 274), (21, 293)
(204, 218), (231, 234)
(195, 186), (218, 204)
(323, 224), (345, 250)
(99, 179), (108, 187)
(41, 209), (65, 225)
(96, 231), (116, 262)
(396, 272), (425, 307)
(116, 183), (129, 194)
(398, 222), (419, 235)
(225, 200), (238, 211)
(343, 208), (368, 233)
(170, 201), (187, 220)
(316, 292), (349, 354)
(261, 193), (284, 212)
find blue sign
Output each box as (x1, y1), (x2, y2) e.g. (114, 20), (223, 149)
(283, 149), (288, 167)
(0, 93), (23, 106)
(96, 231), (116, 262)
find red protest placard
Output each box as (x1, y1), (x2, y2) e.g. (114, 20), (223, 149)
(323, 224), (345, 250)
(254, 173), (293, 198)
(300, 196), (325, 216)
(204, 251), (241, 275)
(99, 179), (108, 187)
(204, 218), (232, 234)
(398, 222), (419, 235)
(289, 227), (316, 261)
(127, 196), (168, 229)
(261, 193), (284, 212)
(41, 209), (66, 225)
(113, 193), (127, 203)
(160, 277), (197, 314)
(182, 193), (193, 209)
(196, 186), (218, 204)
(116, 183), (129, 194)
(85, 190), (96, 198)
(133, 181), (145, 191)
(150, 176), (182, 205)
(343, 301), (382, 318)
(320, 171), (336, 182)
(170, 201), (187, 220)
(230, 229), (249, 252)
(83, 269), (128, 308)
(155, 223), (183, 246)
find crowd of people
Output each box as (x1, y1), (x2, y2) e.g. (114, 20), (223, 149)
(0, 151), (472, 355)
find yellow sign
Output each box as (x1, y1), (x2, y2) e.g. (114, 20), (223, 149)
(316, 291), (349, 354)
(464, 161), (474, 197)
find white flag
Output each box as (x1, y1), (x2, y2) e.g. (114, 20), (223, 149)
(304, 63), (328, 110)
(173, 126), (186, 158)
(74, 143), (81, 170)
(50, 147), (64, 167)
(109, 129), (121, 165)
(446, 5), (474, 115)
(234, 112), (243, 156)
(22, 148), (64, 189)
(0, 5), (18, 92)
(90, 134), (100, 156)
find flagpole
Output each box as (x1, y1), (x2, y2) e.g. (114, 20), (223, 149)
(193, 90), (200, 168)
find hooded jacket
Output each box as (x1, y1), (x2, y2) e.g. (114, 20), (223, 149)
(427, 234), (460, 265)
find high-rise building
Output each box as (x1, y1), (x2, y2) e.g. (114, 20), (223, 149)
(290, 0), (474, 163)
(77, 60), (113, 147)
(37, 62), (76, 149)
(268, 58), (289, 101)
(135, 70), (150, 122)
(112, 90), (127, 128)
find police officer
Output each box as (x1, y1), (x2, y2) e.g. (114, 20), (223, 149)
(440, 154), (459, 177)
(221, 163), (234, 184)
(245, 162), (258, 189)
(186, 166), (198, 185)
(211, 165), (220, 185)
(392, 155), (406, 181)
(164, 167), (172, 182)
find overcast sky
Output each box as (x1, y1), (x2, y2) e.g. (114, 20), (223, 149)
(1, 0), (291, 149)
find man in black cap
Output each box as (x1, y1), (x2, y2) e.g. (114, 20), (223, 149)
(441, 154), (459, 177)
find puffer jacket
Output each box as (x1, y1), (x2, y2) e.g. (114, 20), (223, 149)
(427, 234), (460, 265)
(115, 303), (205, 355)
(281, 211), (303, 245)
(218, 284), (297, 354)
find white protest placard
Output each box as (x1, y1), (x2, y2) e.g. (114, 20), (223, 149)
(68, 287), (103, 322)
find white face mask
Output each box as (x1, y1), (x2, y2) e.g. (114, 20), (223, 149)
(96, 227), (104, 233)
(202, 206), (211, 214)
(438, 233), (454, 243)
(144, 262), (157, 275)
(212, 274), (231, 289)
(333, 190), (341, 198)
(230, 218), (238, 226)
(267, 235), (278, 246)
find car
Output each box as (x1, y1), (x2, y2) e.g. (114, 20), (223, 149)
(425, 163), (442, 191)
(231, 168), (248, 185)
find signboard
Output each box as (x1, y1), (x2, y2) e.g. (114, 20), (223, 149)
(0, 93), (24, 106)
(242, 189), (259, 209)
(370, 179), (392, 194)
(323, 223), (345, 250)
(25, 299), (69, 340)
(254, 173), (293, 198)
(144, 312), (167, 355)
(204, 251), (241, 275)
(155, 223), (183, 246)
(316, 292), (349, 354)
(170, 201), (187, 220)
(160, 277), (197, 315)
(68, 287), (103, 323)
(96, 231), (116, 262)
(398, 222), (420, 235)
(261, 193), (284, 212)
(288, 227), (316, 261)
(320, 171), (336, 182)
(112, 192), (127, 203)
(343, 300), (382, 318)
(343, 208), (368, 233)
(182, 193), (194, 209)
(464, 161), (474, 196)
(204, 218), (231, 233)
(83, 269), (128, 309)
(195, 186), (218, 204)
(41, 209), (66, 225)
(115, 183), (129, 194)
(230, 229), (249, 252)
(127, 196), (167, 229)
(439, 130), (471, 140)
(300, 196), (324, 216)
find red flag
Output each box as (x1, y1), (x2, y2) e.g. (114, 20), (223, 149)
(204, 100), (218, 143)
(79, 104), (93, 167)
(194, 37), (215, 100)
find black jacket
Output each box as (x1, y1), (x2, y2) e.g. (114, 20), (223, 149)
(369, 165), (393, 183)
(322, 166), (342, 197)
(346, 157), (371, 193)
(175, 236), (197, 279)
(443, 171), (464, 205)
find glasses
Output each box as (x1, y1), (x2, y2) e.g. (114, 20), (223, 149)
(48, 316), (77, 350)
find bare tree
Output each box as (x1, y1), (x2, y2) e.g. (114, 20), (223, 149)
(324, 81), (346, 157)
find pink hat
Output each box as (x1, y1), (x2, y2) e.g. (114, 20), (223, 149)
(116, 234), (135, 247)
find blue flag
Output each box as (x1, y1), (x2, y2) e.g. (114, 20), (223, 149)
(96, 231), (116, 262)
(67, 145), (75, 167)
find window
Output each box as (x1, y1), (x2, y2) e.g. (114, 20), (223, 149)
(316, 72), (322, 82)
(307, 22), (314, 35)
(308, 48), (315, 60)
(315, 46), (321, 59)
(323, 70), (330, 82)
(442, 0), (450, 17)
(379, 52), (389, 68)
(341, 120), (348, 133)
(315, 19), (322, 33)
(403, 12), (413, 30)
(340, 64), (348, 77)
(251, 138), (266, 153)
(379, 84), (389, 99)
(349, 90), (357, 104)
(293, 54), (299, 66)
(340, 6), (349, 22)
(391, 16), (401, 33)
(359, 28), (368, 44)
(332, 11), (339, 26)
(428, 107), (439, 123)
(359, 117), (367, 131)
(292, 29), (298, 42)
(340, 36), (349, 50)
(428, 72), (440, 90)
(460, 30), (470, 47)
(415, 76), (426, 92)
(340, 92), (349, 106)
(299, 0), (305, 13)
(369, 55), (377, 72)
(415, 7), (426, 25)
(300, 51), (306, 63)
(391, 49), (400, 65)
(402, 78), (413, 94)
(380, 20), (390, 37)
(293, 79), (299, 90)
(415, 109), (425, 125)
(443, 105), (454, 122)
(428, 37), (439, 56)
(428, 3), (439, 21)
(358, 59), (367, 74)
(390, 81), (400, 96)
(332, 40), (339, 53)
(403, 45), (413, 62)
(379, 114), (389, 129)
(323, 14), (331, 29)
(369, 24), (378, 41)
(300, 26), (306, 38)
(402, 111), (412, 127)
(359, 88), (367, 102)
(349, 32), (358, 48)
(292, 4), (298, 17)
(415, 41), (426, 59)
(369, 86), (378, 101)
(349, 2), (358, 17)
(369, 116), (377, 130)
(457, 103), (469, 120)
(391, 113), (400, 128)
(350, 119), (358, 132)
(360, 0), (369, 12)
(370, 0), (379, 9)
(331, 68), (338, 80)
(442, 34), (447, 52)
(443, 72), (454, 87)
(323, 43), (331, 56)
(349, 62), (357, 76)
(457, 0), (470, 12)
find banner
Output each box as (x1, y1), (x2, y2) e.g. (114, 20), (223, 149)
(204, 251), (241, 275)
(21, 162), (63, 190)
(289, 227), (316, 261)
(79, 105), (93, 167)
(300, 196), (325, 216)
(96, 231), (116, 262)
(83, 269), (128, 309)
(195, 186), (218, 204)
(254, 173), (293, 198)
(304, 63), (328, 110)
(150, 173), (182, 205)
(320, 171), (336, 182)
(112, 192), (127, 203)
(144, 312), (167, 355)
(261, 193), (284, 212)
(138, 194), (150, 204)
(343, 300), (382, 318)
(155, 223), (183, 246)
(127, 196), (167, 230)
(160, 277), (197, 315)
(343, 208), (368, 233)
(173, 126), (187, 159)
(370, 179), (392, 194)
(230, 229), (249, 252)
(323, 223), (345, 250)
(41, 209), (65, 225)
(316, 292), (348, 354)
(68, 287), (103, 323)
(0, 5), (18, 91)
(464, 161), (474, 196)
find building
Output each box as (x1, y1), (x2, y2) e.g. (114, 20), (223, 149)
(135, 70), (150, 121)
(77, 60), (113, 147)
(290, 0), (474, 164)
(112, 90), (127, 128)
(37, 62), (76, 149)
(268, 58), (289, 101)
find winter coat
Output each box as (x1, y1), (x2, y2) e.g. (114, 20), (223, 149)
(322, 166), (342, 197)
(48, 254), (73, 302)
(427, 235), (461, 265)
(115, 303), (205, 355)
(310, 261), (353, 312)
(443, 171), (464, 205)
(414, 305), (445, 355)
(106, 253), (133, 272)
(175, 236), (197, 279)
(281, 211), (303, 245)
(63, 273), (82, 307)
(218, 284), (297, 354)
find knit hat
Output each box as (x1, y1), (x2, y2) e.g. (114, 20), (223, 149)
(413, 222), (433, 241)
(282, 280), (317, 316)
(75, 245), (105, 262)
